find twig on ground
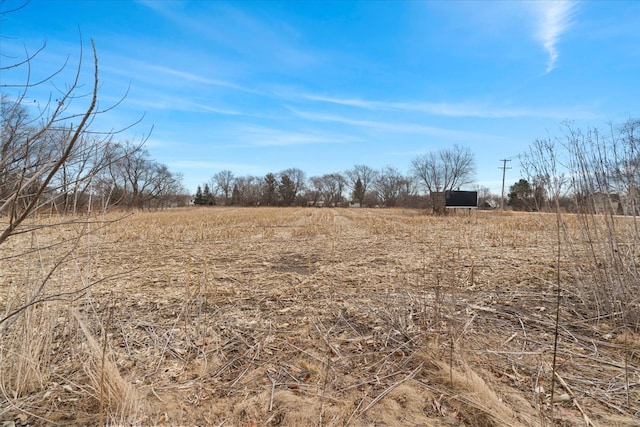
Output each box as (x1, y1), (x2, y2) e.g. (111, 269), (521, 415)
(554, 371), (596, 427)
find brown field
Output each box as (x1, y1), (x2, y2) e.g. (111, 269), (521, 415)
(1, 207), (638, 426)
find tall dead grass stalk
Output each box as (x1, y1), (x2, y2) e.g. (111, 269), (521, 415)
(73, 310), (142, 423)
(99, 299), (113, 427)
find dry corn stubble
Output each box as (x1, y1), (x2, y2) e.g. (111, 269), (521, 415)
(0, 207), (638, 426)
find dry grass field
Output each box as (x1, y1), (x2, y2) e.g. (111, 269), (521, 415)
(1, 207), (638, 426)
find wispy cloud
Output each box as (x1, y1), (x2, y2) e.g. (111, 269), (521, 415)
(139, 1), (318, 70)
(227, 125), (360, 147)
(302, 94), (503, 118)
(531, 1), (577, 73)
(300, 94), (595, 120)
(289, 108), (495, 141)
(147, 65), (260, 94)
(123, 92), (243, 115)
(168, 160), (255, 171)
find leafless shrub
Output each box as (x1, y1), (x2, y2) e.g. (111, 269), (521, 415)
(0, 5), (148, 424)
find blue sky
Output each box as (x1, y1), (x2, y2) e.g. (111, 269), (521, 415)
(2, 0), (639, 194)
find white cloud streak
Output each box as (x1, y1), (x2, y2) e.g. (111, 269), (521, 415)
(226, 125), (361, 147)
(532, 1), (577, 73)
(301, 94), (595, 120)
(123, 93), (243, 115)
(289, 108), (496, 141)
(168, 160), (255, 171)
(139, 1), (318, 70)
(146, 65), (262, 95)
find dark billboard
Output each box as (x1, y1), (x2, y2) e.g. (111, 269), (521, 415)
(445, 191), (478, 208)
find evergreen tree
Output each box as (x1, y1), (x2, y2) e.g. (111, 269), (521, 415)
(279, 174), (296, 206)
(203, 183), (214, 205)
(263, 173), (278, 206)
(194, 185), (204, 205)
(508, 179), (533, 211)
(352, 178), (365, 206)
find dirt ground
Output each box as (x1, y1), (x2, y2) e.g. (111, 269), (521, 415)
(1, 207), (638, 426)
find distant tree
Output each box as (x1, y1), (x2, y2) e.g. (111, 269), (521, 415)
(347, 165), (377, 206)
(283, 168), (306, 196)
(325, 173), (347, 205)
(396, 176), (420, 207)
(193, 185), (205, 205)
(308, 176), (324, 206)
(263, 173), (278, 205)
(374, 166), (408, 207)
(278, 174), (296, 206)
(410, 144), (476, 214)
(231, 183), (240, 205)
(212, 170), (234, 204)
(352, 178), (365, 205)
(279, 168), (306, 206)
(234, 175), (262, 206)
(107, 144), (180, 210)
(146, 165), (185, 209)
(202, 183), (214, 205)
(305, 173), (345, 206)
(508, 179), (533, 211)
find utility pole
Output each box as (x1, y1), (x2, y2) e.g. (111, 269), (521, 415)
(499, 159), (512, 210)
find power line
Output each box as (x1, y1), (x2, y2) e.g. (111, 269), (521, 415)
(499, 159), (512, 210)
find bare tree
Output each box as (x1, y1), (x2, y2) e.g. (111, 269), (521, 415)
(374, 166), (409, 207)
(211, 170), (235, 205)
(410, 144), (475, 214)
(521, 137), (567, 210)
(0, 8), (180, 421)
(0, 8), (147, 340)
(145, 165), (185, 209)
(323, 173), (346, 206)
(306, 173), (345, 206)
(232, 175), (262, 206)
(308, 176), (324, 206)
(0, 39), (102, 244)
(111, 144), (152, 209)
(346, 164), (377, 206)
(53, 132), (116, 214)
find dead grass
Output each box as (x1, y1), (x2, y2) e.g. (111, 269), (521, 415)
(0, 207), (638, 425)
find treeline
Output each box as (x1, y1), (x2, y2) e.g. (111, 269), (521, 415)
(194, 145), (481, 211)
(0, 96), (188, 215)
(194, 165), (420, 208)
